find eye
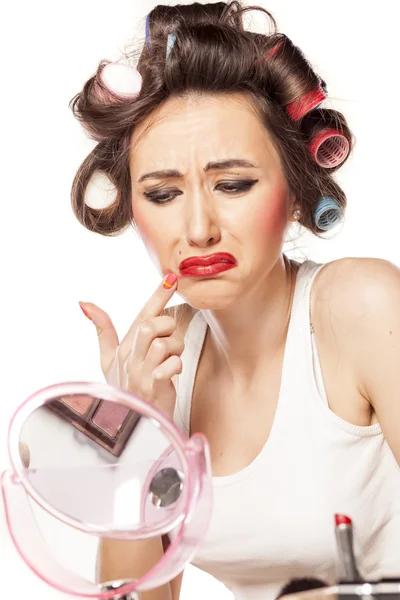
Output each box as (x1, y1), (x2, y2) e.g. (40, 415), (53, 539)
(215, 179), (258, 194)
(143, 179), (258, 205)
(143, 189), (183, 204)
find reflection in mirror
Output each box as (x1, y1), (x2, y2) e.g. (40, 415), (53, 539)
(24, 486), (166, 592)
(46, 393), (138, 456)
(29, 493), (99, 583)
(19, 441), (30, 467)
(19, 394), (185, 533)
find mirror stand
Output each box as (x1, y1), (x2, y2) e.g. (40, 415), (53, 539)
(101, 580), (139, 600)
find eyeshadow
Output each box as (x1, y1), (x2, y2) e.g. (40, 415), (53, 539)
(45, 396), (141, 457)
(60, 394), (93, 415)
(92, 403), (131, 437)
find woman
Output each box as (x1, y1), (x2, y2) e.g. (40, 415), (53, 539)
(70, 2), (400, 599)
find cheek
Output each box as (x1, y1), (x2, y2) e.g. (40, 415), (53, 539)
(253, 190), (289, 240)
(133, 206), (169, 272)
(132, 206), (152, 241)
(133, 206), (164, 252)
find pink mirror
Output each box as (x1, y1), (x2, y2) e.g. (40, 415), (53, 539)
(2, 382), (213, 598)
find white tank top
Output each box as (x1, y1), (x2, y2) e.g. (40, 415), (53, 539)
(173, 260), (400, 600)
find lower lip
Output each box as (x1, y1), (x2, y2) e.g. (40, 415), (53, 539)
(179, 262), (237, 277)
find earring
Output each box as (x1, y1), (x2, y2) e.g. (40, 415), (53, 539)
(293, 209), (302, 220)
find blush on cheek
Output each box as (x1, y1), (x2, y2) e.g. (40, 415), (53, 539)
(132, 207), (165, 274)
(256, 194), (288, 238)
(132, 207), (149, 239)
(133, 209), (154, 245)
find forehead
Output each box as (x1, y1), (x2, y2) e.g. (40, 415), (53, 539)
(130, 93), (279, 172)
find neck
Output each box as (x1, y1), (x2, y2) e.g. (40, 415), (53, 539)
(200, 255), (299, 382)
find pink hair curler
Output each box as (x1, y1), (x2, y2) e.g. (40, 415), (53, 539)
(286, 86), (327, 121)
(1, 381), (213, 599)
(97, 63), (142, 102)
(310, 129), (350, 168)
(265, 40), (284, 59)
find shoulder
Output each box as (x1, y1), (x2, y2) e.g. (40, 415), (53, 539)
(313, 256), (400, 319)
(313, 257), (400, 444)
(312, 256), (400, 390)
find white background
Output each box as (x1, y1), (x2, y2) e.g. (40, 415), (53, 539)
(1, 0), (399, 598)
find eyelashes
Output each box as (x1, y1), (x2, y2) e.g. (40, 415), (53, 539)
(143, 179), (259, 205)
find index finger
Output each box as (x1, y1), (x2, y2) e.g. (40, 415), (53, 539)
(136, 272), (178, 323)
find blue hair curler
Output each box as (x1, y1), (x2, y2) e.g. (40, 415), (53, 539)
(166, 33), (177, 60)
(145, 14), (152, 55)
(313, 196), (343, 231)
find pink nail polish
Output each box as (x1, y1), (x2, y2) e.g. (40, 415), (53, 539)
(79, 303), (92, 321)
(163, 273), (177, 290)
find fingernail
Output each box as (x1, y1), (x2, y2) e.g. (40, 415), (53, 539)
(162, 273), (177, 290)
(79, 302), (92, 321)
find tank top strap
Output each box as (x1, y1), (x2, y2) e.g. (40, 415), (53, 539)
(276, 259), (328, 415)
(173, 310), (207, 435)
(275, 259), (324, 360)
(292, 259), (326, 335)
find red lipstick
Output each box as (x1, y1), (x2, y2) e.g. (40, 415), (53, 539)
(334, 514), (363, 582)
(335, 514), (352, 526)
(179, 252), (237, 278)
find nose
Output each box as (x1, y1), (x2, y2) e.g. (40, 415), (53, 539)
(184, 191), (221, 248)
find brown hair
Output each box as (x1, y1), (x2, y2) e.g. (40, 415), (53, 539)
(276, 577), (328, 599)
(70, 1), (354, 237)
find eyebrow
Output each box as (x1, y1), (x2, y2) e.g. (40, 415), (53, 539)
(137, 159), (258, 183)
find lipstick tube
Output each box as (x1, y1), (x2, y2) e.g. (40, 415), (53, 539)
(334, 514), (363, 582)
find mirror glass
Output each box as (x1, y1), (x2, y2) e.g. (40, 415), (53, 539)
(28, 493), (169, 590)
(19, 394), (186, 532)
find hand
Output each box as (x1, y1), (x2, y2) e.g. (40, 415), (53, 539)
(79, 274), (183, 419)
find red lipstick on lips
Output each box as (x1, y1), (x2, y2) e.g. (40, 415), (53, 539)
(179, 252), (238, 277)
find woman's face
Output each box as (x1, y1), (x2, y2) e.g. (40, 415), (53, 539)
(129, 93), (297, 309)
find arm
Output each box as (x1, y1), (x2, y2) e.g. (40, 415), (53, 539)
(326, 258), (400, 464)
(97, 535), (184, 600)
(352, 259), (400, 464)
(94, 302), (194, 599)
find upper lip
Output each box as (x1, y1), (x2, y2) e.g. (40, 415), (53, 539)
(179, 252), (237, 270)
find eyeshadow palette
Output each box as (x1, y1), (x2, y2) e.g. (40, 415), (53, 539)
(46, 394), (141, 457)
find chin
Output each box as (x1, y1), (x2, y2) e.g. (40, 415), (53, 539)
(180, 284), (239, 311)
